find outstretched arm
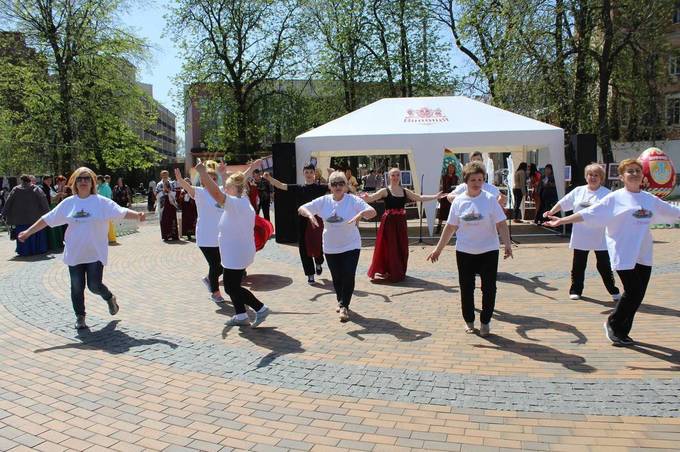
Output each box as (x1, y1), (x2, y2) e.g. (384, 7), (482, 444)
(244, 158), (264, 178)
(174, 168), (195, 198)
(17, 219), (48, 242)
(405, 188), (445, 203)
(263, 172), (289, 191)
(360, 188), (387, 203)
(197, 161), (227, 206)
(543, 212), (583, 228)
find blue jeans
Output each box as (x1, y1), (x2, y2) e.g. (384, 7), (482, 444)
(68, 261), (112, 316)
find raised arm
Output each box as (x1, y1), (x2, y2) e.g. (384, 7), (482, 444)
(263, 172), (289, 191)
(360, 188), (387, 203)
(197, 161), (227, 206)
(404, 188), (444, 203)
(244, 158), (264, 178)
(174, 168), (195, 198)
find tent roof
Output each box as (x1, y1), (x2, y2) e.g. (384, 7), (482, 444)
(297, 96), (561, 140)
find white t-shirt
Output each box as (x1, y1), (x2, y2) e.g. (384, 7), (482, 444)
(42, 194), (127, 266)
(557, 185), (610, 251)
(194, 187), (224, 247)
(447, 190), (507, 254)
(452, 182), (501, 198)
(302, 194), (372, 254)
(580, 188), (680, 270)
(218, 195), (255, 269)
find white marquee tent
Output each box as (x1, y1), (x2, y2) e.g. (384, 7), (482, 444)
(295, 96), (565, 234)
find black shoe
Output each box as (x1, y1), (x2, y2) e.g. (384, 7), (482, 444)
(603, 321), (622, 345)
(107, 295), (119, 315)
(315, 264), (323, 276)
(619, 335), (635, 346)
(75, 315), (88, 330)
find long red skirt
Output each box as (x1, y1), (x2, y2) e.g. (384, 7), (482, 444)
(367, 209), (408, 282)
(304, 216), (324, 257)
(254, 216), (274, 251)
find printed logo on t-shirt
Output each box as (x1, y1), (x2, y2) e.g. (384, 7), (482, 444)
(214, 202), (223, 209)
(632, 208), (653, 219)
(461, 210), (483, 222)
(578, 201), (592, 208)
(72, 209), (91, 218)
(325, 210), (344, 223)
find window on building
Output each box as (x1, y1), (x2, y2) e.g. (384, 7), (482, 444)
(670, 55), (680, 76)
(667, 96), (680, 126)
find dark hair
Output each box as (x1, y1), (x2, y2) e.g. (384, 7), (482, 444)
(253, 168), (261, 174)
(517, 162), (528, 172)
(529, 163), (538, 177)
(43, 175), (52, 181)
(544, 164), (553, 173)
(96, 175), (104, 182)
(20, 174), (30, 183)
(303, 163), (316, 171)
(471, 151), (483, 159)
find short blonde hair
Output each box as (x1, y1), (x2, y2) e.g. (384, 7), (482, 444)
(68, 167), (97, 195)
(618, 158), (642, 176)
(584, 163), (605, 180)
(226, 172), (247, 196)
(328, 171), (348, 186)
(462, 161), (486, 182)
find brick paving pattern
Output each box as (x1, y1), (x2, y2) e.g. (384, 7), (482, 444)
(1, 215), (679, 451)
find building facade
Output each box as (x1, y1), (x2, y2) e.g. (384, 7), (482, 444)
(138, 82), (177, 161)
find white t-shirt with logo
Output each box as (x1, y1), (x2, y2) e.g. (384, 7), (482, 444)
(194, 186), (225, 248)
(302, 194), (372, 254)
(557, 185), (610, 251)
(218, 195), (255, 269)
(447, 190), (507, 254)
(452, 182), (501, 198)
(42, 194), (127, 266)
(580, 188), (680, 270)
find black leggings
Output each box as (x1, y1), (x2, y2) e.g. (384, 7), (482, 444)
(569, 249), (619, 296)
(325, 249), (360, 308)
(512, 189), (524, 220)
(456, 250), (499, 325)
(199, 246), (222, 293)
(222, 268), (263, 315)
(610, 264), (652, 338)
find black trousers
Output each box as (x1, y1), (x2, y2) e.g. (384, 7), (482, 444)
(256, 200), (270, 221)
(325, 249), (360, 308)
(299, 221), (324, 276)
(456, 250), (499, 325)
(609, 264), (652, 338)
(199, 246), (222, 293)
(512, 189), (524, 220)
(570, 249), (619, 296)
(222, 268), (264, 315)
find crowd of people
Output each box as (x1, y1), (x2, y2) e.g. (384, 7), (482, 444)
(6, 153), (680, 347)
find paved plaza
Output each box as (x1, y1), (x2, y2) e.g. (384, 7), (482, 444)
(1, 214), (680, 451)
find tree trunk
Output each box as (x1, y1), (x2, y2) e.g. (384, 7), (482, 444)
(598, 0), (614, 164)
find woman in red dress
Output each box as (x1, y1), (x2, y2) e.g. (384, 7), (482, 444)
(437, 164), (459, 233)
(178, 177), (198, 240)
(362, 168), (443, 283)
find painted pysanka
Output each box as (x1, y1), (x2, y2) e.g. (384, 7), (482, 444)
(640, 147), (677, 199)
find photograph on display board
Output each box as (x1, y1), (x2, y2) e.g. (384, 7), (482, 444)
(401, 170), (412, 187)
(564, 165), (572, 182)
(608, 163), (619, 180)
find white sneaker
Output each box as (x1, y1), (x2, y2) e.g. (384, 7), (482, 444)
(464, 322), (475, 334)
(569, 294), (580, 300)
(210, 293), (226, 304)
(201, 276), (211, 292)
(251, 306), (270, 328)
(339, 307), (349, 322)
(479, 323), (490, 337)
(612, 293), (622, 302)
(335, 303), (342, 313)
(226, 316), (250, 327)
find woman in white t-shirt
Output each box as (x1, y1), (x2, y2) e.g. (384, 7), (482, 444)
(175, 165), (227, 304)
(299, 171), (376, 322)
(196, 159), (270, 327)
(545, 158), (680, 346)
(543, 163), (620, 301)
(427, 162), (513, 337)
(18, 167), (145, 330)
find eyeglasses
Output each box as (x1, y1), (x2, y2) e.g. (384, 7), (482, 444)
(75, 176), (91, 182)
(624, 169), (642, 175)
(330, 181), (346, 187)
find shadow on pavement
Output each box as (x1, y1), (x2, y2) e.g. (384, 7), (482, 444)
(580, 295), (680, 319)
(242, 274), (294, 291)
(490, 309), (588, 344)
(474, 334), (596, 373)
(626, 341), (680, 372)
(34, 320), (178, 355)
(347, 311), (431, 342)
(497, 273), (558, 299)
(222, 325), (304, 368)
(310, 278), (392, 304)
(385, 276), (458, 297)
(9, 253), (56, 262)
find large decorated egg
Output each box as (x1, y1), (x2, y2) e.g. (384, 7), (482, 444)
(640, 147), (676, 199)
